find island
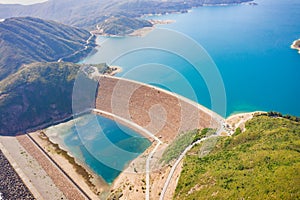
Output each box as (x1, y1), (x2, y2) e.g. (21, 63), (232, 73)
(291, 39), (300, 54)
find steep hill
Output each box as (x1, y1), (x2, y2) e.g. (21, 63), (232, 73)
(0, 17), (95, 80)
(97, 16), (152, 36)
(175, 115), (300, 199)
(0, 62), (109, 136)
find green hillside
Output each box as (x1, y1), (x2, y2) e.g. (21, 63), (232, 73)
(97, 16), (152, 36)
(0, 62), (108, 136)
(0, 17), (95, 80)
(175, 116), (300, 199)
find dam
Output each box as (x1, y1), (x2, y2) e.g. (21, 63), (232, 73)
(92, 75), (226, 199)
(94, 75), (224, 144)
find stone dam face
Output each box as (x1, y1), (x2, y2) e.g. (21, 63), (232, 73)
(95, 76), (222, 143)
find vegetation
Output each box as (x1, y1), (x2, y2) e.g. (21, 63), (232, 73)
(161, 130), (198, 164)
(192, 128), (215, 143)
(256, 111), (300, 122)
(97, 16), (152, 36)
(175, 115), (300, 200)
(0, 62), (109, 135)
(0, 17), (95, 80)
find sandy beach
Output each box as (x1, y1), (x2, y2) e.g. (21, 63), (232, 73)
(129, 27), (155, 37)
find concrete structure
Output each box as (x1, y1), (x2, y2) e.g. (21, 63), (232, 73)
(95, 75), (224, 144)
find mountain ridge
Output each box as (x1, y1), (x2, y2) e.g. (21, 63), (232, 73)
(0, 17), (95, 80)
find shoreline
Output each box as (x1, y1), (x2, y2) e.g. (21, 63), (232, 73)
(129, 19), (176, 37)
(93, 19), (176, 38)
(225, 111), (266, 132)
(90, 0), (252, 38)
(291, 39), (300, 54)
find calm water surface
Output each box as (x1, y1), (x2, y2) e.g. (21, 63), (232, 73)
(45, 114), (151, 184)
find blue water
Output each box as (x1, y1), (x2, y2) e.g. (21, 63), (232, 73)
(46, 114), (151, 184)
(82, 0), (300, 117)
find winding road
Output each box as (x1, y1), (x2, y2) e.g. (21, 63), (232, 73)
(58, 32), (94, 62)
(159, 125), (226, 200)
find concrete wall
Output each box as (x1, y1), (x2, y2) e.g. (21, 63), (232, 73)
(95, 76), (222, 144)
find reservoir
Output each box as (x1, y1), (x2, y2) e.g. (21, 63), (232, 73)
(45, 114), (151, 184)
(82, 0), (300, 117)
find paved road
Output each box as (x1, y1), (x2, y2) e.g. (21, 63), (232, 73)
(58, 32), (94, 62)
(146, 142), (162, 200)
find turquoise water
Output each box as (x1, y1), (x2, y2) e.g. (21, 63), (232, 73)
(83, 0), (300, 117)
(45, 114), (151, 184)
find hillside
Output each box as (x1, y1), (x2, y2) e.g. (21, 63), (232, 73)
(0, 17), (95, 80)
(0, 0), (252, 33)
(96, 16), (153, 36)
(0, 62), (109, 136)
(175, 116), (300, 199)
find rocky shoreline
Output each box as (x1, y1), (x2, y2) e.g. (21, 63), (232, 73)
(291, 39), (300, 54)
(0, 149), (34, 200)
